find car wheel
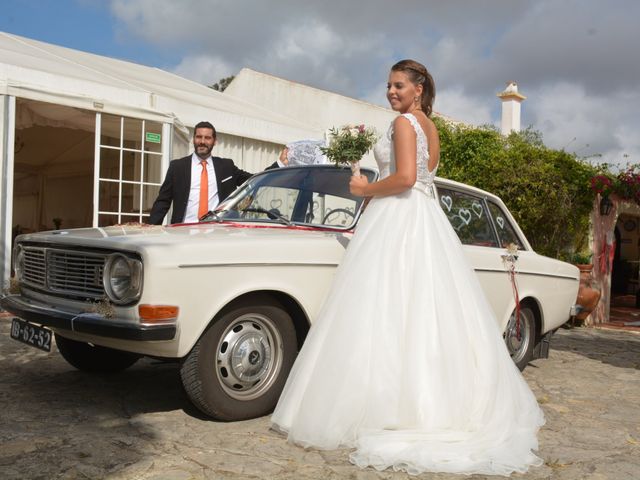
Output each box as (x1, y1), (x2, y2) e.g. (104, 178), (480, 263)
(503, 306), (536, 371)
(55, 334), (140, 372)
(180, 297), (297, 421)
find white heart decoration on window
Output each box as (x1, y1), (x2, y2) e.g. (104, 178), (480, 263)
(458, 208), (472, 225)
(496, 216), (505, 229)
(440, 195), (453, 212)
(472, 201), (483, 218)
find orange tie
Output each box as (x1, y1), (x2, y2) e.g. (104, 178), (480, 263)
(198, 160), (209, 219)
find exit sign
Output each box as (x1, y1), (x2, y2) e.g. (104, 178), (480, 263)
(145, 132), (161, 144)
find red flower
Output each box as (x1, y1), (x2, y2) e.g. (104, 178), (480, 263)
(590, 175), (613, 196)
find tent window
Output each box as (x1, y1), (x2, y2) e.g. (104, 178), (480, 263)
(97, 114), (163, 226)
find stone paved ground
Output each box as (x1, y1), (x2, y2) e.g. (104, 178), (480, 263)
(0, 321), (639, 480)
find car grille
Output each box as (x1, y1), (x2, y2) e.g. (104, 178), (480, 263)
(21, 246), (107, 299)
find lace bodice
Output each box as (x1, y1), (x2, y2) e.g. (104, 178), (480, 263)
(373, 113), (437, 196)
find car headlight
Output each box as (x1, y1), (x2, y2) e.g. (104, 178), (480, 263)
(13, 245), (25, 281)
(103, 254), (143, 304)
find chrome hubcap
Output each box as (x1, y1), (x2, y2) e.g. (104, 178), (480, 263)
(504, 309), (531, 363)
(215, 313), (283, 401)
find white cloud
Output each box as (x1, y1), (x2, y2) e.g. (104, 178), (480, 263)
(272, 21), (340, 60)
(110, 0), (195, 44)
(108, 0), (640, 163)
(172, 54), (235, 86)
(435, 87), (493, 126)
(526, 82), (640, 166)
(528, 83), (605, 150)
(614, 123), (640, 163)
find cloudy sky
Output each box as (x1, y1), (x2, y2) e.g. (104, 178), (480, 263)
(2, 0), (638, 166)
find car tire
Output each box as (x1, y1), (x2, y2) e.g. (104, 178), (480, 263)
(503, 306), (536, 371)
(180, 297), (297, 421)
(55, 334), (140, 372)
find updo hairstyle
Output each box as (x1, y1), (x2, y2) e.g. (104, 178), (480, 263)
(391, 59), (435, 117)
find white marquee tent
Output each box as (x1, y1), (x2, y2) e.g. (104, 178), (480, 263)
(0, 31), (320, 143)
(0, 31), (323, 282)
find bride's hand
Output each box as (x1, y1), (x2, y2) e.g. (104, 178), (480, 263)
(349, 175), (369, 197)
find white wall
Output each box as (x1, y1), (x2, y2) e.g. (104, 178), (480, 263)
(225, 69), (396, 133)
(225, 69), (397, 170)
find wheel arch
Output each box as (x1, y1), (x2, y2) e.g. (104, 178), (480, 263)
(214, 290), (311, 350)
(519, 296), (543, 343)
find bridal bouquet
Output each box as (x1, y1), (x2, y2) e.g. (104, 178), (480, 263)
(321, 124), (377, 176)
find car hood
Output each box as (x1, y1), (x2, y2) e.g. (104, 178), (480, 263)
(16, 222), (352, 266)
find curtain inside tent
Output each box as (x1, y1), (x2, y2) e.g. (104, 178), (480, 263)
(13, 101), (95, 232)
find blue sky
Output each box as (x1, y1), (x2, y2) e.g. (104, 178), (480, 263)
(1, 0), (639, 165)
(0, 0), (176, 67)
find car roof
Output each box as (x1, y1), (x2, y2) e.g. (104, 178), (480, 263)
(434, 176), (502, 203)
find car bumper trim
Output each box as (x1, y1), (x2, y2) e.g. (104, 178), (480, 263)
(0, 295), (176, 341)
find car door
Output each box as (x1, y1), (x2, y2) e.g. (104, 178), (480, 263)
(436, 185), (522, 329)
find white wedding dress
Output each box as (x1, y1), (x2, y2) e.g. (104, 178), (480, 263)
(271, 113), (545, 476)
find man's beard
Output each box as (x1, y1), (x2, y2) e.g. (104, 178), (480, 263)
(195, 144), (212, 159)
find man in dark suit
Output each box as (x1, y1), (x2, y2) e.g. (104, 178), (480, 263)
(149, 121), (282, 225)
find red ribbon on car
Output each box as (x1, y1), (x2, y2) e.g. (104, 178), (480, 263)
(507, 262), (521, 340)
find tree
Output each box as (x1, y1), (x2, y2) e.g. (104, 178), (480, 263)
(209, 75), (235, 92)
(434, 118), (597, 258)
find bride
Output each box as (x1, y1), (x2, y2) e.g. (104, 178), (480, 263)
(271, 59), (544, 476)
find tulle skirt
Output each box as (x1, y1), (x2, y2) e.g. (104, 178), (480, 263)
(271, 188), (544, 476)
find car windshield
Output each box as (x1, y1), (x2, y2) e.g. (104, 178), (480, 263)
(204, 165), (377, 229)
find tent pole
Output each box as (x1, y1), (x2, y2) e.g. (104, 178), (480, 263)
(93, 112), (101, 227)
(0, 96), (16, 285)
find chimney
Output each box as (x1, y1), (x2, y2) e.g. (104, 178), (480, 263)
(497, 81), (526, 135)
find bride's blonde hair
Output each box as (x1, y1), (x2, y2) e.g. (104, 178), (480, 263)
(391, 60), (435, 117)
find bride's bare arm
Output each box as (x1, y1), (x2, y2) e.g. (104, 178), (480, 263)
(350, 116), (417, 197)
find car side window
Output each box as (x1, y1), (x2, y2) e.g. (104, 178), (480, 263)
(487, 201), (524, 249)
(309, 192), (357, 227)
(438, 188), (499, 247)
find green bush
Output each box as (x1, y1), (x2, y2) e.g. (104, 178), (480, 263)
(434, 118), (597, 259)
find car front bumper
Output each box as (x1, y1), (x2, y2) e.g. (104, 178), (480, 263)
(0, 294), (176, 341)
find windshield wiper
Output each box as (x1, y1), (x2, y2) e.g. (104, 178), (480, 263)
(241, 207), (292, 226)
(199, 210), (223, 222)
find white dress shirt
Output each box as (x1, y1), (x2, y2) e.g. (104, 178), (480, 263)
(184, 153), (218, 223)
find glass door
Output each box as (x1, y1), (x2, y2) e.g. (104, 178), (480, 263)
(94, 113), (166, 226)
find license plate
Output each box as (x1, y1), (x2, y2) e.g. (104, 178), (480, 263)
(10, 318), (53, 352)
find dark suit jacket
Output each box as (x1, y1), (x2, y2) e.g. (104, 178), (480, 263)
(148, 155), (275, 225)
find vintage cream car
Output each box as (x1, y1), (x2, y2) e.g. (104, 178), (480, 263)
(2, 165), (579, 421)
